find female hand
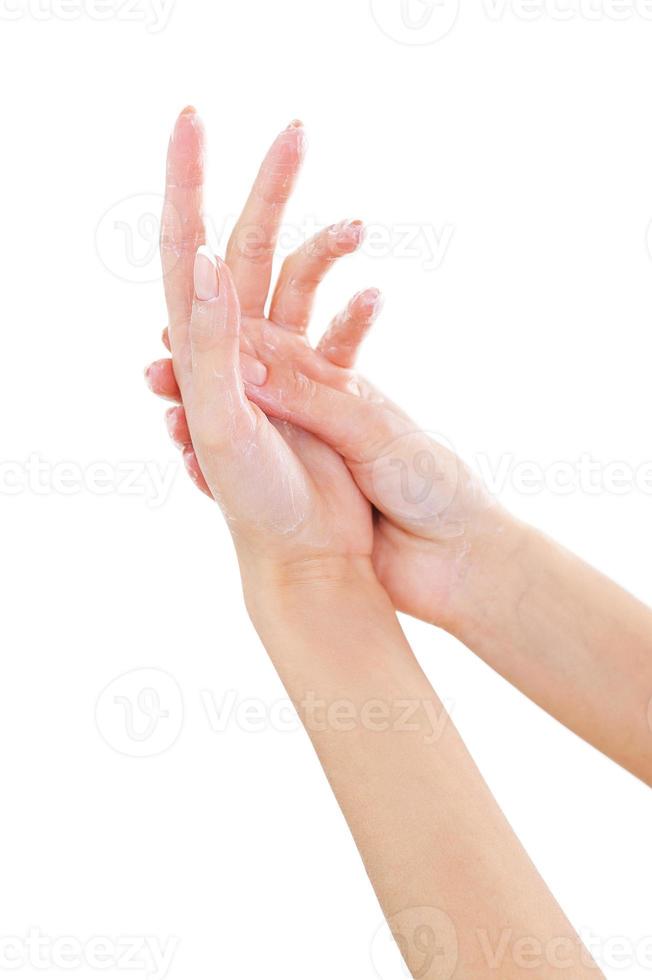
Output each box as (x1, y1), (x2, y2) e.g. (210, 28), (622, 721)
(171, 245), (374, 590)
(151, 107), (382, 495)
(148, 108), (507, 625)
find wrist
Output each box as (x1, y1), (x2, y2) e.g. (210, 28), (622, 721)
(443, 510), (535, 640)
(237, 551), (390, 633)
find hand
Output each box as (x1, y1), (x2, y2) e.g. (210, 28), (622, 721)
(150, 107), (382, 494)
(170, 245), (374, 593)
(148, 108), (512, 626)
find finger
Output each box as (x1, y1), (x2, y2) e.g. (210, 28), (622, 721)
(182, 446), (212, 497)
(250, 371), (409, 466)
(145, 358), (181, 402)
(161, 106), (206, 388)
(162, 326), (170, 351)
(164, 406), (212, 497)
(186, 249), (258, 493)
(268, 220), (365, 332)
(248, 374), (456, 534)
(317, 287), (383, 367)
(146, 351), (267, 403)
(165, 405), (192, 447)
(225, 120), (306, 318)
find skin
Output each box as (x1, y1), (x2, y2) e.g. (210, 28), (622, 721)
(170, 237), (601, 979)
(152, 107), (499, 620)
(150, 109), (652, 787)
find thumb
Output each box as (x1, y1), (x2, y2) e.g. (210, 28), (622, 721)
(186, 248), (256, 475)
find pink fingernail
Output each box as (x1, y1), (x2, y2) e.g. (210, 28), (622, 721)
(280, 119), (307, 158)
(359, 287), (384, 316)
(348, 220), (365, 245)
(241, 355), (268, 387)
(171, 105), (198, 145)
(144, 365), (154, 389)
(333, 219), (365, 246)
(194, 246), (219, 301)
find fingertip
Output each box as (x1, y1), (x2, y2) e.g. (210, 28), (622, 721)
(349, 219), (365, 247)
(194, 246), (220, 301)
(181, 446), (211, 496)
(353, 287), (384, 319)
(167, 106), (205, 185)
(165, 406), (187, 448)
(273, 118), (308, 166)
(182, 445), (198, 476)
(144, 358), (179, 400)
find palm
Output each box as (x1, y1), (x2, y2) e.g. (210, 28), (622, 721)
(247, 407), (373, 565)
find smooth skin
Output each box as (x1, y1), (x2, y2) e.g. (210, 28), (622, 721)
(149, 108), (652, 788)
(164, 235), (601, 978)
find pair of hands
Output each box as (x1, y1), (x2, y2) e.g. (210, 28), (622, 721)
(146, 107), (508, 624)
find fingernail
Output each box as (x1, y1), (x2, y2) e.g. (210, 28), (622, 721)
(347, 219), (365, 245)
(332, 219), (365, 247)
(144, 364), (154, 389)
(359, 287), (383, 316)
(240, 354), (268, 387)
(194, 246), (219, 301)
(171, 105), (198, 144)
(281, 119), (307, 158)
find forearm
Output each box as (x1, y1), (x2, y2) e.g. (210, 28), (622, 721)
(448, 518), (652, 785)
(242, 556), (600, 978)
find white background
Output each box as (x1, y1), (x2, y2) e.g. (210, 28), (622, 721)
(1, 0), (652, 977)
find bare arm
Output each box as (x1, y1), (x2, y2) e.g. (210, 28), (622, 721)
(245, 556), (603, 979)
(447, 517), (652, 785)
